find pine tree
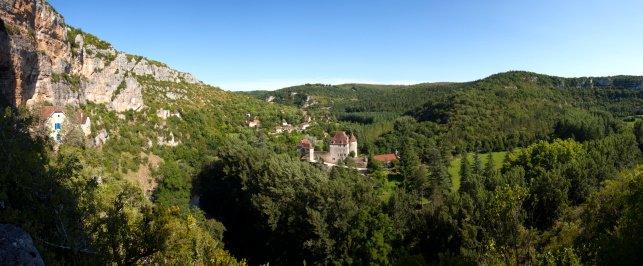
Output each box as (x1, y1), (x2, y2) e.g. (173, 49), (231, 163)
(399, 138), (420, 187)
(459, 151), (473, 194)
(484, 153), (500, 191)
(427, 148), (451, 201)
(414, 165), (428, 206)
(473, 152), (483, 176)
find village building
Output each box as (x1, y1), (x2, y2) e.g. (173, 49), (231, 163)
(40, 106), (91, 140)
(245, 120), (260, 127)
(315, 131), (357, 163)
(373, 154), (397, 167)
(299, 123), (309, 130)
(242, 112), (251, 117)
(156, 108), (171, 119)
(296, 139), (315, 162)
(274, 126), (282, 133)
(282, 119), (288, 126)
(297, 132), (368, 167)
(170, 110), (181, 119)
(305, 116), (311, 122)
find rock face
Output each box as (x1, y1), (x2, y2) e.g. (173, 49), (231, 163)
(0, 0), (207, 112)
(0, 223), (45, 266)
(565, 78), (643, 90)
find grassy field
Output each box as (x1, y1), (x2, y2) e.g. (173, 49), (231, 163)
(624, 117), (643, 126)
(376, 150), (512, 202)
(447, 151), (509, 192)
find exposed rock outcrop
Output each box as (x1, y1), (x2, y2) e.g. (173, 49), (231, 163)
(1, 0), (212, 112)
(0, 223), (45, 266)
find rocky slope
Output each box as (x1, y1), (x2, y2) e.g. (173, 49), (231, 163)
(0, 0), (224, 112)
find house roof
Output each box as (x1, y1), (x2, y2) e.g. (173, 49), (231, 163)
(40, 106), (89, 124)
(349, 134), (357, 142)
(297, 139), (313, 149)
(40, 106), (66, 120)
(330, 131), (349, 145)
(75, 113), (89, 124)
(299, 123), (309, 126)
(172, 110), (179, 114)
(275, 126), (282, 129)
(373, 154), (397, 162)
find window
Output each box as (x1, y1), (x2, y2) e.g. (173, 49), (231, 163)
(56, 136), (61, 141)
(54, 123), (61, 130)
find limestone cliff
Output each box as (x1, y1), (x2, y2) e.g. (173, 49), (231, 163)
(0, 0), (224, 112)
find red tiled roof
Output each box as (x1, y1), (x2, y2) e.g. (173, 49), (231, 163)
(40, 106), (66, 120)
(172, 110), (179, 114)
(275, 126), (282, 129)
(299, 123), (309, 126)
(75, 113), (89, 124)
(373, 154), (397, 162)
(349, 134), (357, 142)
(297, 139), (313, 149)
(330, 131), (349, 145)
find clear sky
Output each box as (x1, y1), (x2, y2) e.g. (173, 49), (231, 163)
(48, 0), (643, 91)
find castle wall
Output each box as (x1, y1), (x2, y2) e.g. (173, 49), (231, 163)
(350, 141), (358, 157)
(329, 144), (350, 163)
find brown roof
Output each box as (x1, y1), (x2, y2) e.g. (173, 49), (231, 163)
(297, 139), (313, 149)
(299, 123), (309, 126)
(373, 154), (397, 162)
(172, 110), (179, 114)
(330, 131), (349, 145)
(275, 126), (282, 129)
(349, 134), (357, 142)
(40, 106), (66, 120)
(75, 113), (89, 124)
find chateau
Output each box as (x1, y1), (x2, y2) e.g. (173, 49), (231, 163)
(297, 131), (358, 163)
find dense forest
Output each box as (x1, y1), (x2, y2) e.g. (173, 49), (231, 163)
(3, 70), (643, 265)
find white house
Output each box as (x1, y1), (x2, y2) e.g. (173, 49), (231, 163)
(299, 123), (309, 130)
(40, 106), (91, 140)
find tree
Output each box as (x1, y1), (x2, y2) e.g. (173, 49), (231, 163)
(426, 148), (451, 203)
(473, 152), (483, 176)
(59, 110), (86, 147)
(394, 116), (417, 136)
(398, 138), (420, 186)
(483, 153), (500, 191)
(484, 185), (534, 266)
(459, 152), (474, 194)
(414, 165), (428, 206)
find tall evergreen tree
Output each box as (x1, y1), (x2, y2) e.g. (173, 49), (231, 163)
(427, 148), (452, 202)
(484, 153), (500, 191)
(459, 152), (474, 194)
(414, 165), (428, 206)
(399, 138), (420, 186)
(473, 152), (483, 176)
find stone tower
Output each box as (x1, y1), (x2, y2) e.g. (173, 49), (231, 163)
(349, 134), (358, 157)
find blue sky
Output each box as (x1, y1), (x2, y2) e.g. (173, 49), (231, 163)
(49, 0), (643, 91)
